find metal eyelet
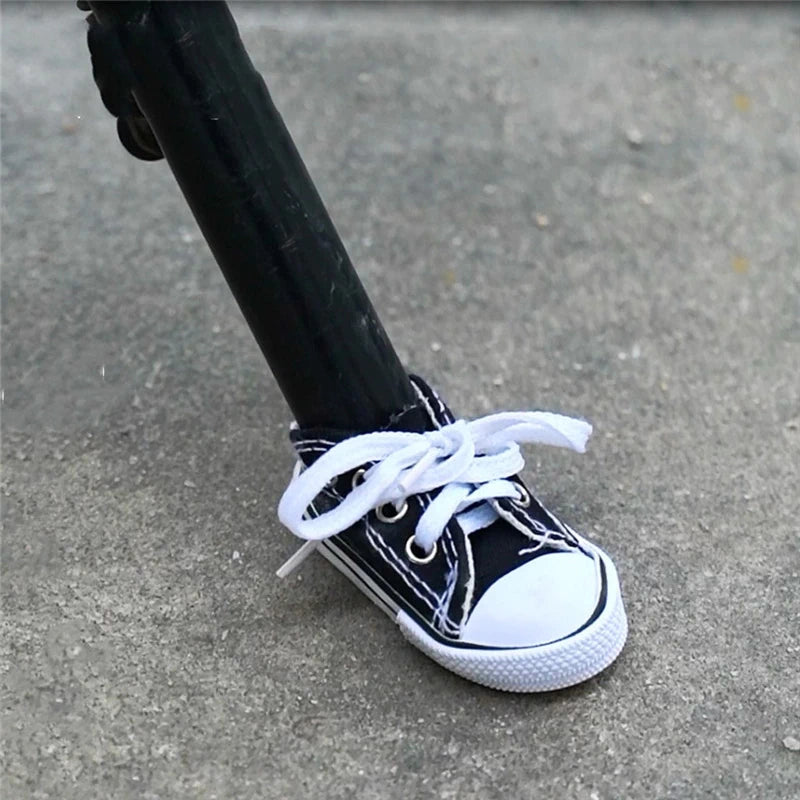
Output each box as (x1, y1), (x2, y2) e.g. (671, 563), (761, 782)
(515, 483), (531, 508)
(351, 468), (366, 490)
(376, 499), (408, 523)
(405, 536), (437, 565)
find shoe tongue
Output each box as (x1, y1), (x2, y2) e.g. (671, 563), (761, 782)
(290, 375), (452, 465)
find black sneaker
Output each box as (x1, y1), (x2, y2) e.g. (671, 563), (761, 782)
(277, 376), (627, 692)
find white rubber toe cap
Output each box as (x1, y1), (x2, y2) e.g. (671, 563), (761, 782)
(460, 550), (602, 647)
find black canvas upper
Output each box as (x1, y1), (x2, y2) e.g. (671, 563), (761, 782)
(290, 375), (588, 640)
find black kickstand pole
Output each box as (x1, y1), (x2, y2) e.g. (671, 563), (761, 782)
(81, 0), (416, 431)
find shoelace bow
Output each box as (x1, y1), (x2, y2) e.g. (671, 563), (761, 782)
(277, 411), (591, 577)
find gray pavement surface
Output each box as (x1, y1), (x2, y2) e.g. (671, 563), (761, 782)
(2, 3), (799, 798)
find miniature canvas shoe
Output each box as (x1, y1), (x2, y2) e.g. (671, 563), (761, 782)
(277, 376), (627, 692)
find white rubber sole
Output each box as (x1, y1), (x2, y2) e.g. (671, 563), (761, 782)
(318, 540), (627, 693)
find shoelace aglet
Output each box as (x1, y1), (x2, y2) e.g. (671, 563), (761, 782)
(276, 540), (318, 578)
(394, 448), (440, 498)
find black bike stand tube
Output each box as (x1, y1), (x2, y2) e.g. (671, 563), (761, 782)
(86, 1), (416, 431)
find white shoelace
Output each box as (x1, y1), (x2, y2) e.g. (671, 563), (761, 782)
(276, 411), (591, 578)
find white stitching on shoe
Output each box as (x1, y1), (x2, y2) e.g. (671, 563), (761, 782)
(505, 495), (576, 548)
(364, 521), (440, 612)
(438, 540), (463, 634)
(437, 515), (465, 632)
(493, 499), (573, 555)
(424, 493), (455, 632)
(410, 376), (454, 427)
(364, 516), (440, 605)
(411, 381), (445, 430)
(510, 503), (563, 539)
(430, 387), (454, 425)
(417, 485), (473, 632)
(418, 490), (467, 635)
(458, 520), (476, 630)
(433, 563), (457, 632)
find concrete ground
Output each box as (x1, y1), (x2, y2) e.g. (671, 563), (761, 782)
(2, 3), (799, 798)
